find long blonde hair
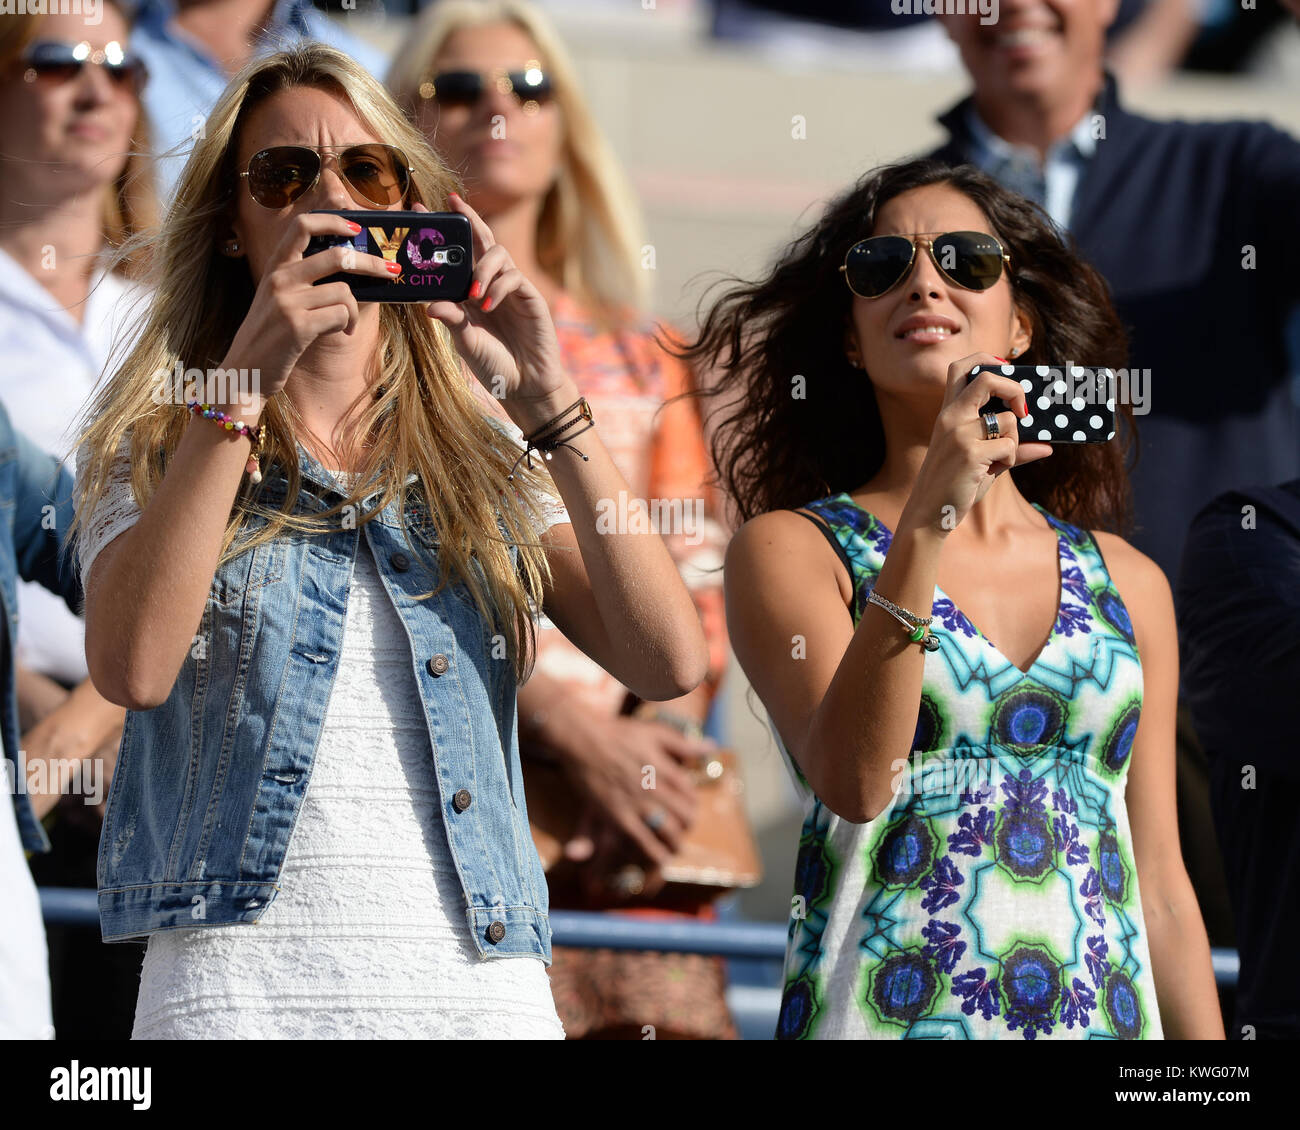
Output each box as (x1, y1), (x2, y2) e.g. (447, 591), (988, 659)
(69, 43), (558, 680)
(387, 0), (648, 331)
(0, 1), (157, 278)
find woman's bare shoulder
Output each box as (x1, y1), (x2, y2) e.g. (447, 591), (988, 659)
(726, 508), (853, 605)
(1089, 530), (1175, 638)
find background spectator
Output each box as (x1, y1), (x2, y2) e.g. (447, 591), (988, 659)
(130, 0), (391, 195)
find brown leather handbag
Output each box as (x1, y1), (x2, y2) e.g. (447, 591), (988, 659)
(524, 713), (763, 912)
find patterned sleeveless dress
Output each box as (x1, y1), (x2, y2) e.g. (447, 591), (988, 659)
(772, 493), (1163, 1040)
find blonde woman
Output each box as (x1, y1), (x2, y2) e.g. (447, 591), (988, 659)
(70, 42), (708, 1040)
(389, 1), (735, 1040)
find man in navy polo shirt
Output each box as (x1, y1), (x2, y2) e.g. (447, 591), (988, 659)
(923, 0), (1300, 966)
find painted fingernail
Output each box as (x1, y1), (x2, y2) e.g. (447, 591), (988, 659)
(468, 280), (481, 299)
(994, 355), (1008, 362)
(386, 262), (401, 274)
(480, 296), (493, 312)
(346, 221), (362, 233)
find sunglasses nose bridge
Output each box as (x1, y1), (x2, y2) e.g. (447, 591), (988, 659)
(306, 153), (360, 208)
(894, 237), (945, 296)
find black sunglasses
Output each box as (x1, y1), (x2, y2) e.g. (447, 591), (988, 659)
(417, 63), (554, 111)
(840, 231), (1011, 298)
(238, 144), (412, 210)
(21, 40), (148, 93)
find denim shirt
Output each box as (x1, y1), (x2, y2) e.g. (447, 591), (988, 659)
(95, 441), (552, 962)
(0, 401), (82, 854)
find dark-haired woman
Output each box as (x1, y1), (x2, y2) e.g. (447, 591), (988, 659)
(676, 159), (1222, 1039)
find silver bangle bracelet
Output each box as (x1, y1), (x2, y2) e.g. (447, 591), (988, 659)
(867, 588), (932, 627)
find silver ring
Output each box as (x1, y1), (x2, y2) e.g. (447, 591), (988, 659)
(644, 808), (667, 832)
(982, 411), (1000, 440)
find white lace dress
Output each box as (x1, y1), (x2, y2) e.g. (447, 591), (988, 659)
(78, 450), (570, 1040)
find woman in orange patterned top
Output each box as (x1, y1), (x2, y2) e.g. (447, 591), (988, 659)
(389, 0), (735, 1039)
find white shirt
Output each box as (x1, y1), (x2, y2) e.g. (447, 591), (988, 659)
(0, 769), (55, 1039)
(0, 248), (148, 684)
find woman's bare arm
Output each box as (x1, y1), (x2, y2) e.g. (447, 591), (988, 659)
(1098, 530), (1224, 1039)
(723, 507), (947, 823)
(84, 415), (262, 711)
(530, 413), (709, 701)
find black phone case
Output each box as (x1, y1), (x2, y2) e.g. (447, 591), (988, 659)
(967, 363), (1117, 444)
(304, 210), (473, 302)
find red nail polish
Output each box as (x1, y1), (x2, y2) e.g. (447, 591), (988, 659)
(994, 356), (1008, 363)
(468, 280), (481, 299)
(347, 221), (362, 233)
(481, 296), (493, 312)
(386, 261), (401, 274)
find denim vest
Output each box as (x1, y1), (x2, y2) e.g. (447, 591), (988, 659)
(0, 402), (83, 855)
(96, 442), (551, 961)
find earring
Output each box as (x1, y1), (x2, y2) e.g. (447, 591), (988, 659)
(224, 239), (240, 254)
(1009, 347), (1020, 358)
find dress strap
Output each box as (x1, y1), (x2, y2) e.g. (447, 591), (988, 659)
(791, 505), (857, 582)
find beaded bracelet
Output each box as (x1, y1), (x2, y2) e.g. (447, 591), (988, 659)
(506, 396), (595, 482)
(186, 400), (267, 484)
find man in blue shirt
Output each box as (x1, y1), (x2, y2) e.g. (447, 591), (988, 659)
(130, 0), (391, 196)
(923, 2), (1300, 973)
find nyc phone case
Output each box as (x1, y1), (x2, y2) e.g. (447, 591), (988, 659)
(304, 209), (473, 302)
(967, 363), (1117, 444)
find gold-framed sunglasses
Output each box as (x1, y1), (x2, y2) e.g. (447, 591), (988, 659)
(237, 143), (412, 210)
(840, 231), (1012, 298)
(416, 61), (553, 114)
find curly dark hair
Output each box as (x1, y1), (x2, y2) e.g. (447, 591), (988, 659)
(664, 158), (1138, 534)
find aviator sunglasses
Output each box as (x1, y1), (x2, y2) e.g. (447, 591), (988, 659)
(416, 62), (554, 112)
(21, 40), (148, 93)
(238, 144), (412, 210)
(840, 231), (1011, 298)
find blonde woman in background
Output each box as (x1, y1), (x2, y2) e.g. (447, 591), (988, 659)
(0, 0), (155, 1039)
(71, 42), (708, 1039)
(390, 0), (736, 1040)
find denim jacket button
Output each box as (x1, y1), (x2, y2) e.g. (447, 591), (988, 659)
(453, 788), (472, 813)
(391, 552), (410, 572)
(427, 654), (450, 676)
(487, 921), (506, 944)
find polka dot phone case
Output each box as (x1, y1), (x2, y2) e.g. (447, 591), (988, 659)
(967, 363), (1117, 444)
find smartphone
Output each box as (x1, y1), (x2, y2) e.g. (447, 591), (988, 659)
(304, 209), (474, 302)
(966, 363), (1116, 444)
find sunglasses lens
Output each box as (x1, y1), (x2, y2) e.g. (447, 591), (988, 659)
(30, 61), (81, 81)
(509, 71), (553, 104)
(431, 72), (482, 107)
(340, 144), (409, 206)
(844, 236), (915, 298)
(934, 232), (1005, 290)
(248, 147), (320, 208)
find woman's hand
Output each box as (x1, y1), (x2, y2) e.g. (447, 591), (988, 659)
(220, 212), (400, 414)
(19, 677), (126, 819)
(902, 353), (1054, 537)
(422, 194), (568, 410)
(553, 713), (710, 869)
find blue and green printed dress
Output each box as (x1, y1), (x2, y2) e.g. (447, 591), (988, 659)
(772, 493), (1163, 1040)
